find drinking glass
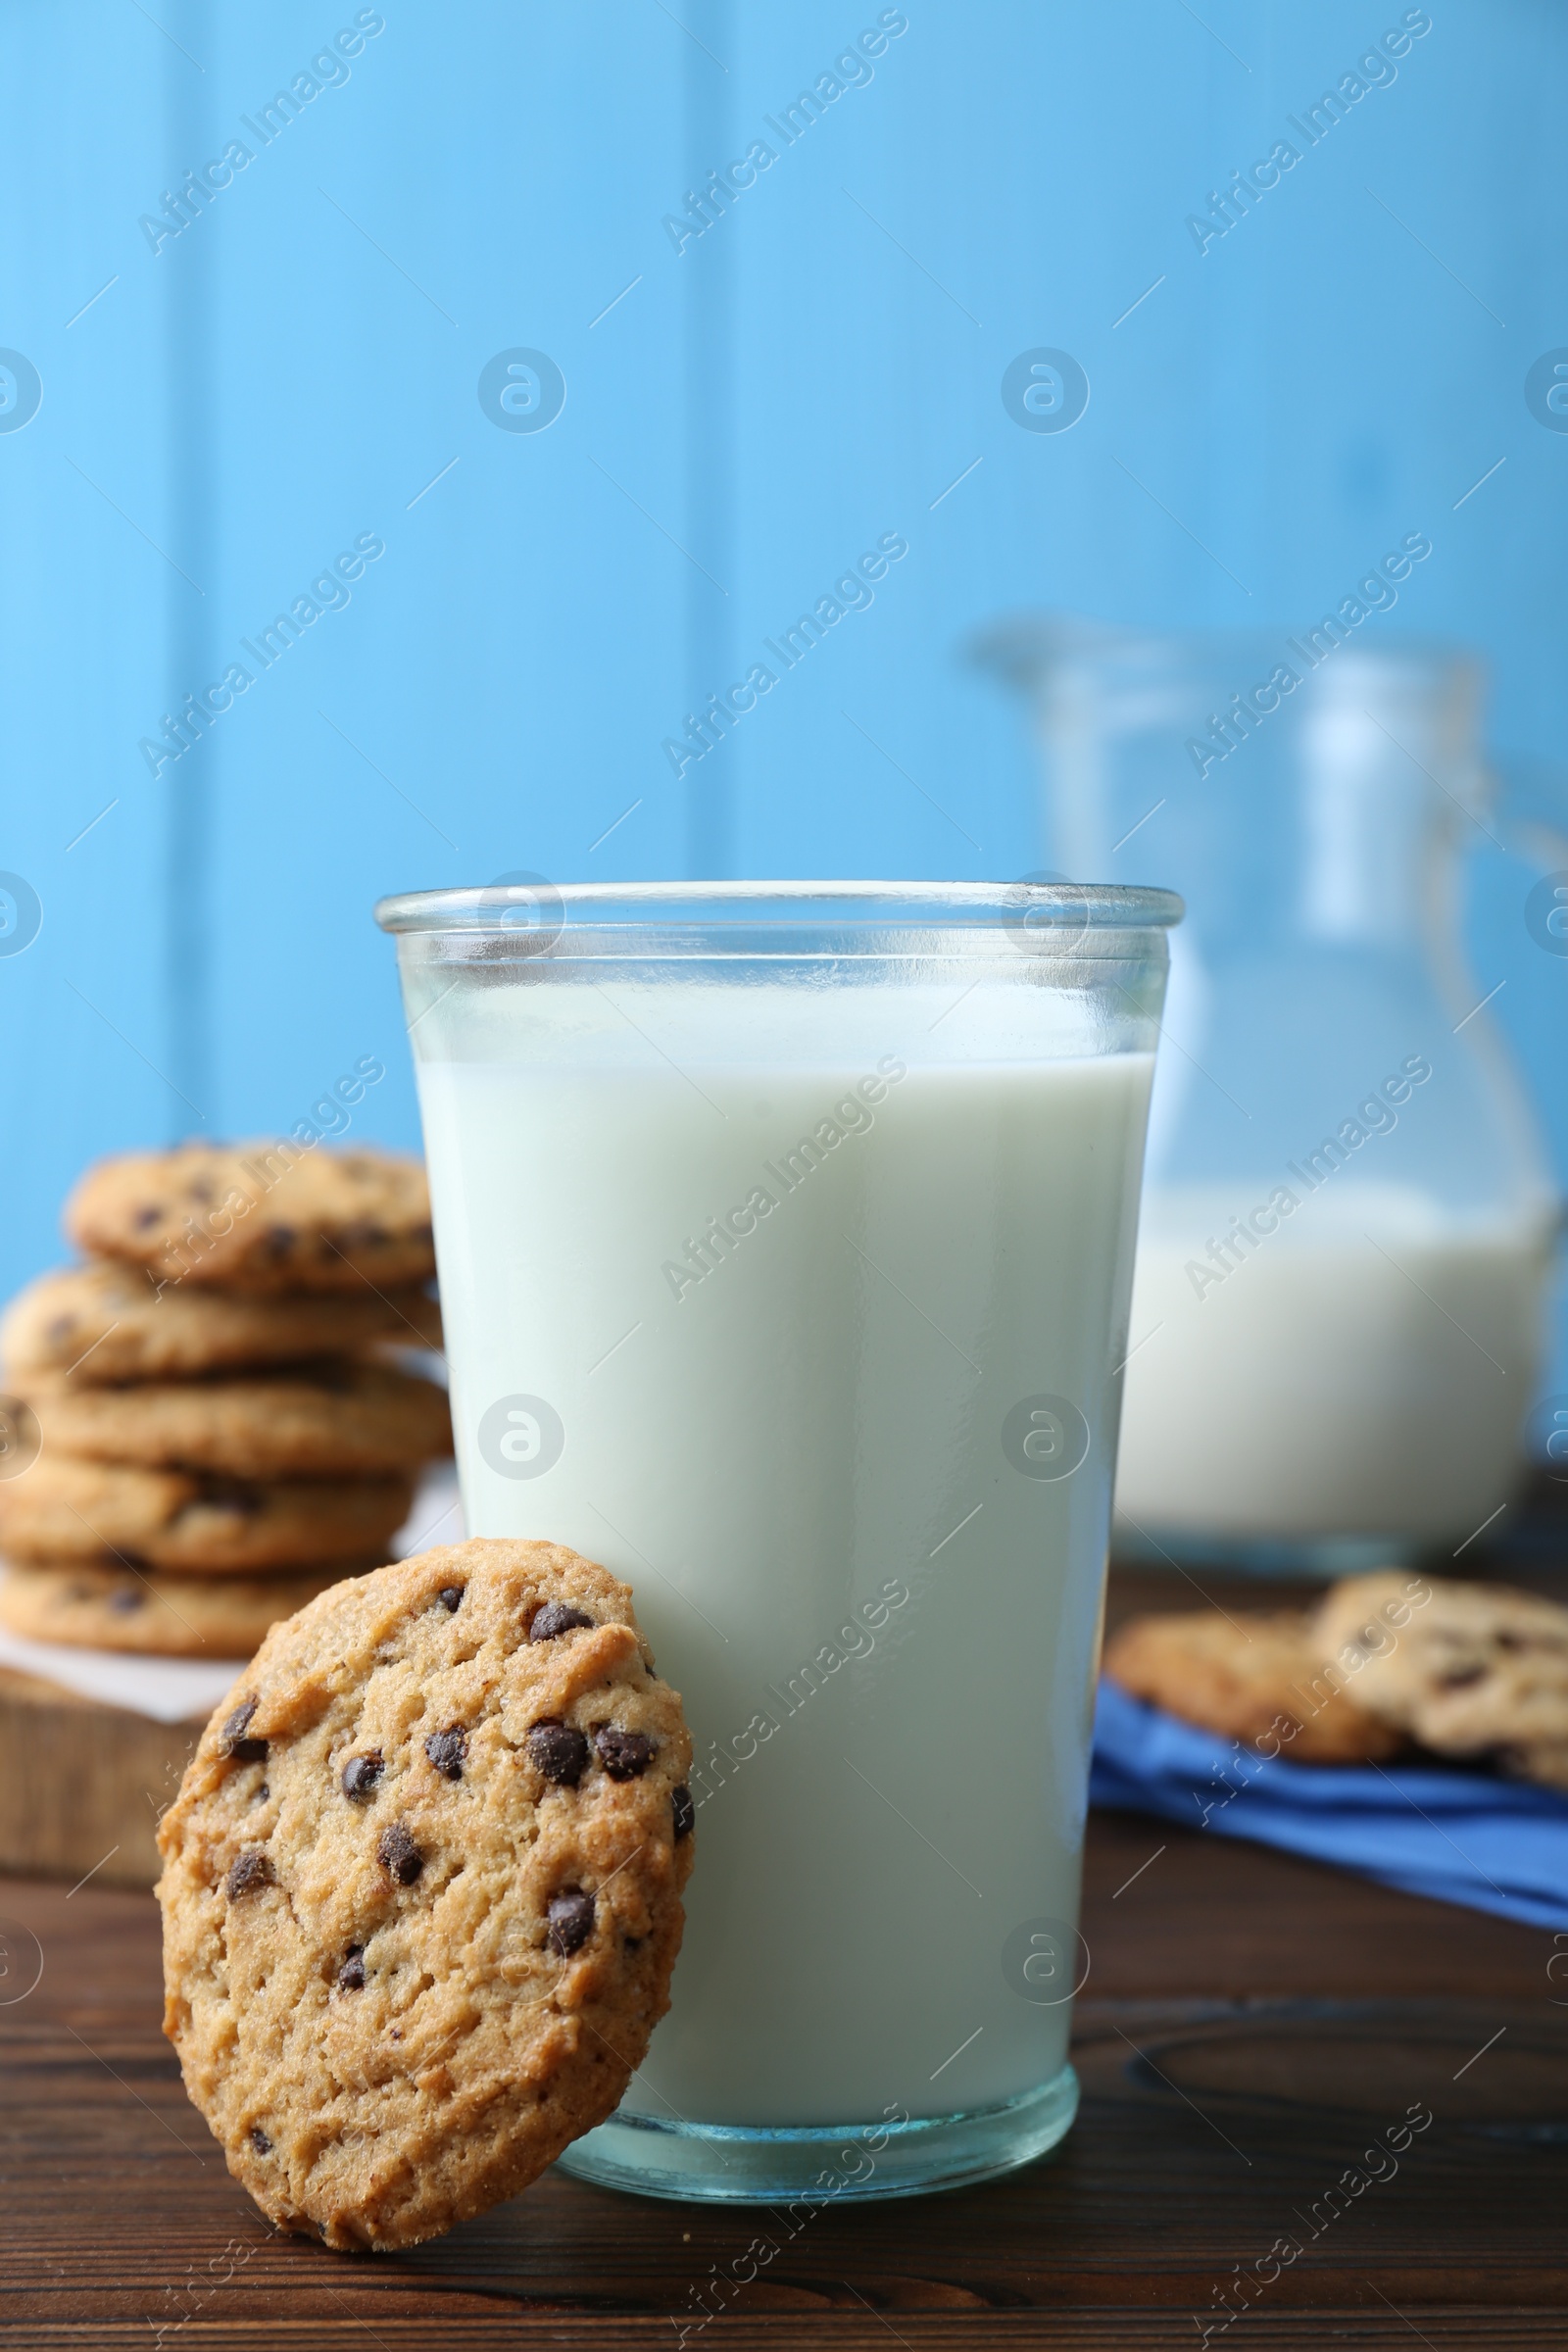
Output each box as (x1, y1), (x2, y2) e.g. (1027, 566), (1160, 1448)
(377, 881), (1178, 2201)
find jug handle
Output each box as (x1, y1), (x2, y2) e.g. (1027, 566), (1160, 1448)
(1491, 751), (1568, 879)
(1489, 754), (1568, 1248)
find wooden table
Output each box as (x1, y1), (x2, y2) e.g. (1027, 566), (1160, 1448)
(4, 1553), (1565, 2348)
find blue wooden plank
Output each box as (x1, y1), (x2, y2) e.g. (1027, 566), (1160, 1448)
(0, 0), (192, 1298)
(0, 0), (1562, 1403)
(161, 2), (686, 1146)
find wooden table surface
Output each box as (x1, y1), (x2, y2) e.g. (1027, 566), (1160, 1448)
(4, 1549), (1566, 2348)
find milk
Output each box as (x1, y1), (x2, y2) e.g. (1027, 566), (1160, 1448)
(1116, 1182), (1554, 1546)
(414, 992), (1152, 2129)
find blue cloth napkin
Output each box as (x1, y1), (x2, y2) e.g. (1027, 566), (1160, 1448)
(1090, 1678), (1568, 1934)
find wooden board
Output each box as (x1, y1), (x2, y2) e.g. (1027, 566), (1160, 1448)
(0, 1664), (201, 1888)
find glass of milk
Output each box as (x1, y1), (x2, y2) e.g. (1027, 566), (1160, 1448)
(976, 620), (1564, 1572)
(376, 882), (1178, 2201)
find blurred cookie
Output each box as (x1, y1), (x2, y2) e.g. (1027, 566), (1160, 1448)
(2, 1261), (440, 1385)
(1508, 1742), (1568, 1792)
(1102, 1606), (1404, 1763)
(1313, 1571), (1568, 1788)
(67, 1146), (435, 1295)
(0, 1456), (413, 1573)
(18, 1364), (451, 1480)
(158, 1539), (695, 2249)
(0, 1560), (347, 1657)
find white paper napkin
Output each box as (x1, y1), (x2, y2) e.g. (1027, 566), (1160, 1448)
(0, 1613), (246, 1723)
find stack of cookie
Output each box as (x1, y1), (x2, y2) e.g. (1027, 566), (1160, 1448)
(0, 1144), (452, 1660)
(1105, 1569), (1568, 1789)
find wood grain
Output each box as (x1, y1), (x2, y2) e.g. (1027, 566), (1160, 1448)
(0, 1665), (198, 1889)
(1, 1561), (1564, 2344)
(1, 1798), (1563, 2341)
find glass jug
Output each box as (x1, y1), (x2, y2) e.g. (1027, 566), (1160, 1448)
(978, 619), (1563, 1573)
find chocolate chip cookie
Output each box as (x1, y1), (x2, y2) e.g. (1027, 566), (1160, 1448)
(18, 1364), (451, 1479)
(2, 1261), (440, 1385)
(67, 1146), (435, 1295)
(1312, 1571), (1568, 1789)
(157, 1538), (695, 2249)
(0, 1456), (414, 1572)
(0, 1560), (346, 1657)
(1102, 1606), (1404, 1763)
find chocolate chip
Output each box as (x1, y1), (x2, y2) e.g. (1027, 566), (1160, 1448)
(225, 1849), (272, 1899)
(263, 1225), (297, 1259)
(377, 1823), (422, 1885)
(547, 1888), (595, 1956)
(108, 1587), (144, 1613)
(528, 1721), (590, 1788)
(672, 1785), (695, 1841)
(257, 1784), (269, 1800)
(1442, 1663), (1489, 1689)
(529, 1601), (594, 1643)
(438, 1586), (465, 1613)
(341, 1751), (383, 1801)
(250, 2127), (271, 2154)
(595, 1726), (656, 1781)
(424, 1726), (467, 1782)
(46, 1313), (75, 1344)
(220, 1699), (268, 1765)
(337, 1946), (366, 1991)
(188, 1177), (215, 1202)
(133, 1204), (163, 1230)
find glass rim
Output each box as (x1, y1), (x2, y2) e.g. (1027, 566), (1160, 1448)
(375, 879), (1184, 937)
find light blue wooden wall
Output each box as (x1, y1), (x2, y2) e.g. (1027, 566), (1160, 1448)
(3, 0), (1566, 1371)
